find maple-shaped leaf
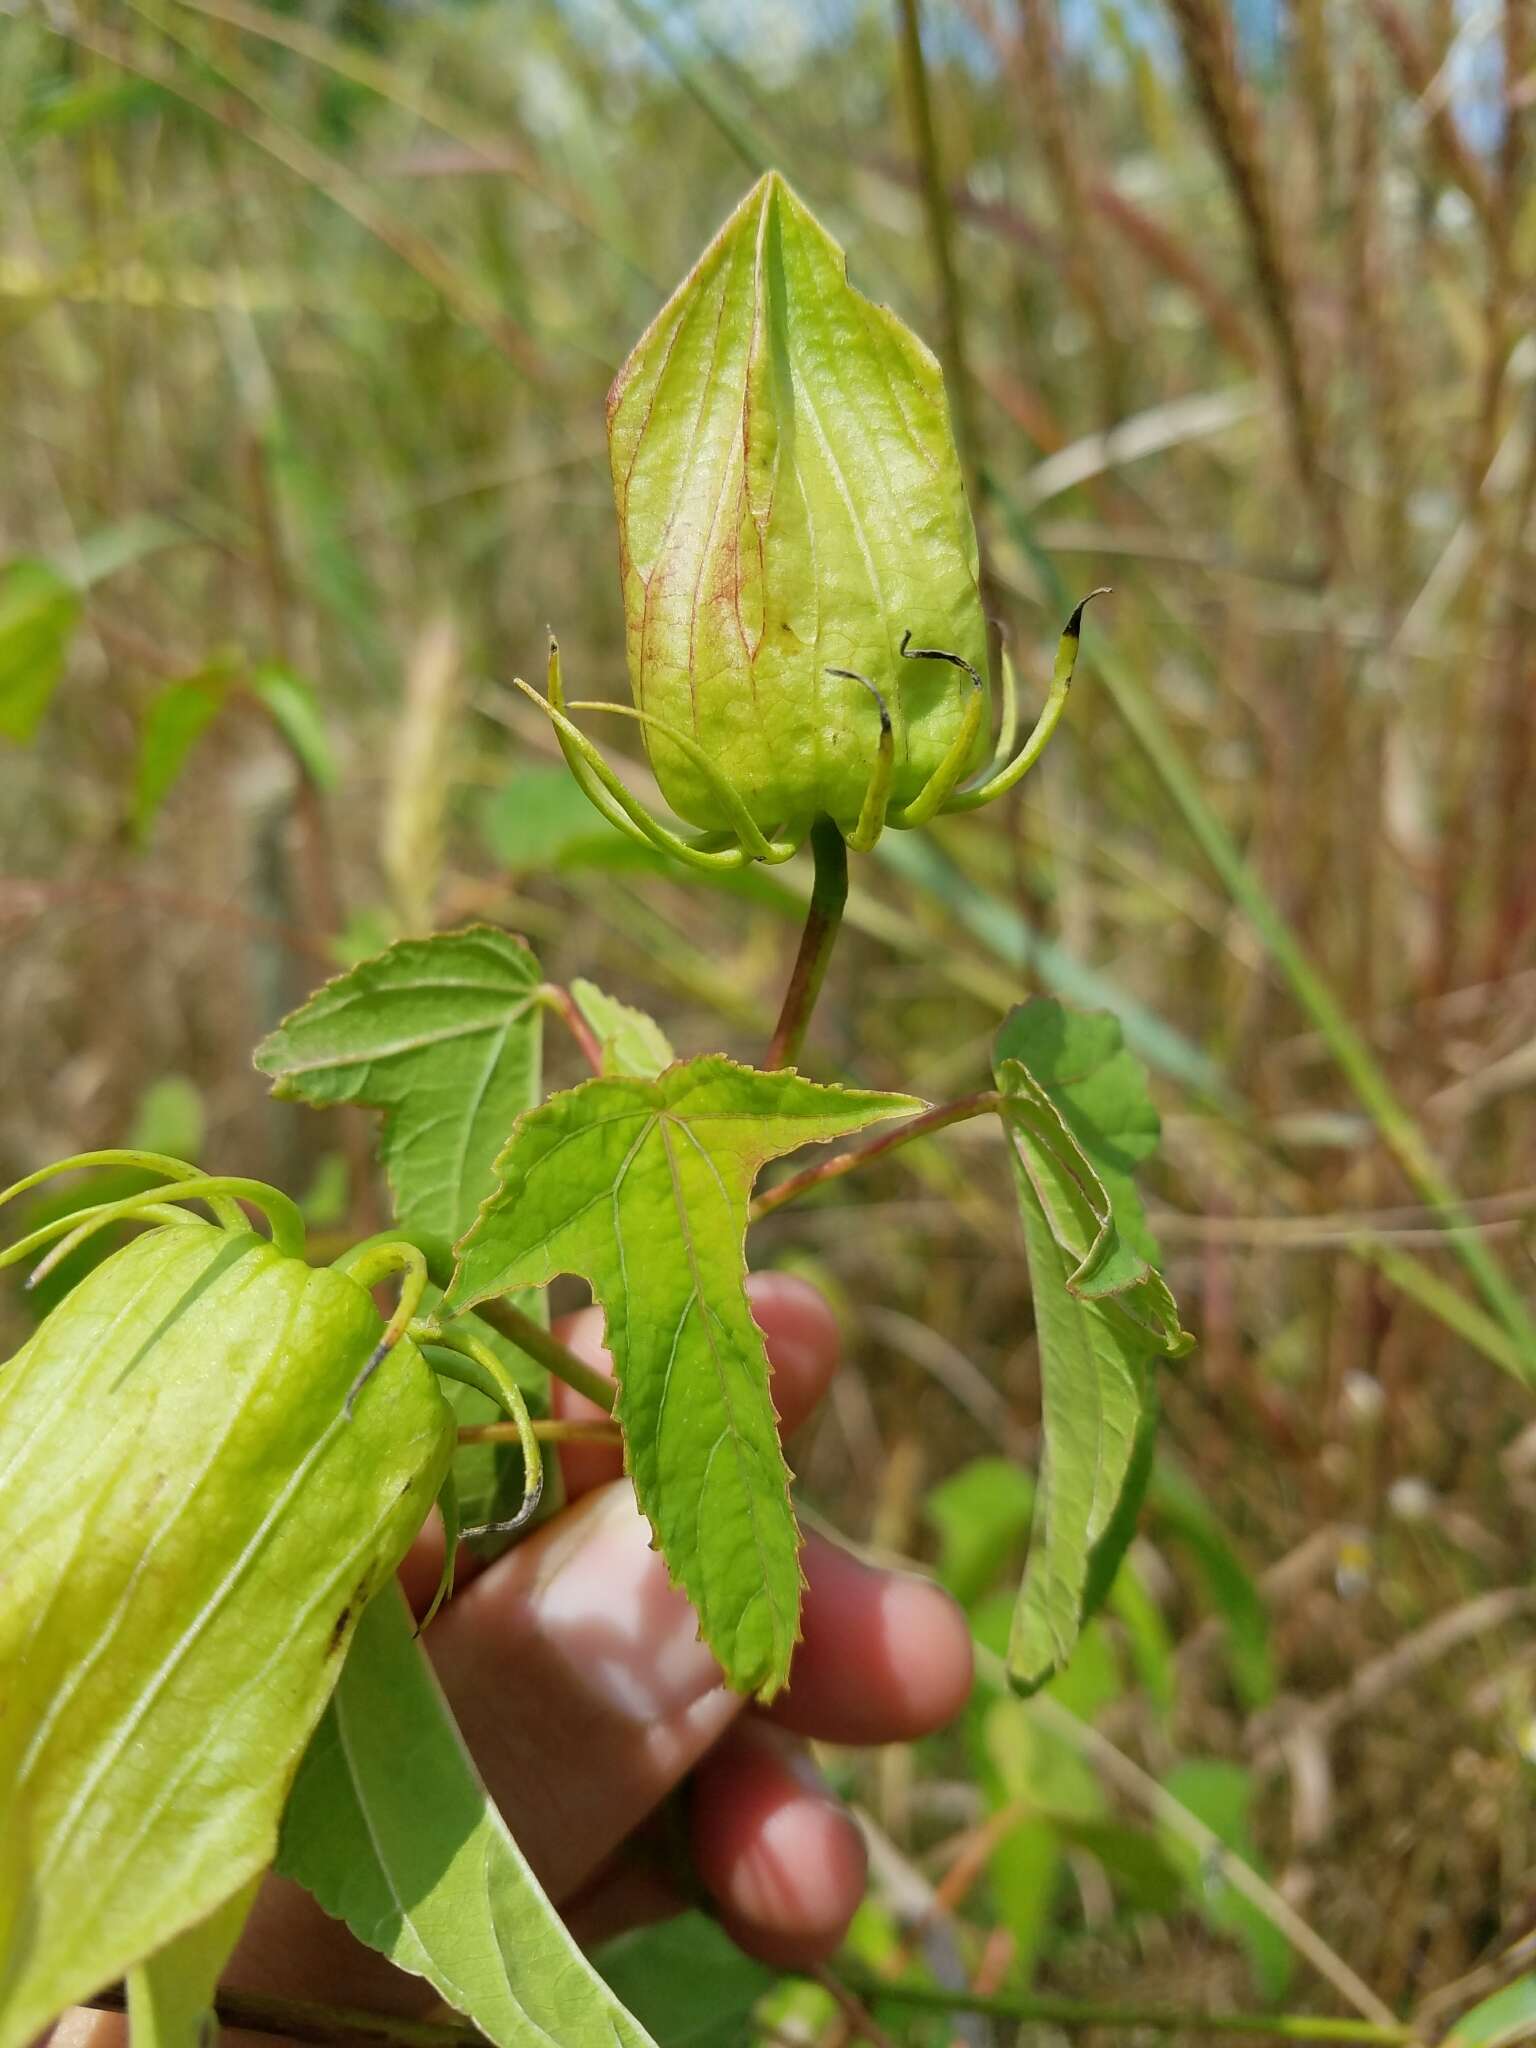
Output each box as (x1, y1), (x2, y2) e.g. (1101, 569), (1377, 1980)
(447, 1058), (918, 1698)
(254, 927), (543, 1263)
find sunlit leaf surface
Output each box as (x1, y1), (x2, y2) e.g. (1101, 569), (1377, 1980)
(449, 1056), (917, 1696)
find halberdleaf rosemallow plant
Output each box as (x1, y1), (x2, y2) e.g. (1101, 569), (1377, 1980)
(0, 173), (1187, 2048)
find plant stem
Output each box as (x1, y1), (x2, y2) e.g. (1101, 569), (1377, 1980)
(86, 1985), (487, 2048)
(538, 982), (605, 1074)
(766, 816), (848, 1068)
(458, 1418), (621, 1447)
(826, 1970), (1416, 2044)
(472, 1296), (616, 1414)
(890, 0), (980, 506)
(751, 1091), (1001, 1220)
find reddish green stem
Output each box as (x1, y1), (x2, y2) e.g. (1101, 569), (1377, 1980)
(472, 1295), (616, 1414)
(766, 816), (848, 1069)
(538, 983), (604, 1075)
(751, 1090), (1001, 1220)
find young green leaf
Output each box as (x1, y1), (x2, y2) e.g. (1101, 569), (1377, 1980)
(1148, 1457), (1273, 1708)
(1443, 1973), (1536, 2047)
(993, 999), (1191, 1695)
(133, 665), (233, 842)
(1004, 1182), (1152, 1693)
(1159, 1761), (1292, 2000)
(0, 1224), (453, 2048)
(0, 559), (82, 743)
(608, 171), (988, 844)
(448, 1057), (918, 1697)
(254, 927), (544, 1263)
(570, 978), (676, 1078)
(125, 1878), (259, 2048)
(596, 1914), (774, 2048)
(996, 999), (1189, 1352)
(251, 664), (338, 791)
(924, 1456), (1036, 1610)
(280, 1587), (657, 2048)
(478, 767), (633, 875)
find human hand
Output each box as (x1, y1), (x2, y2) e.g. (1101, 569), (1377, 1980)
(53, 1273), (973, 2040)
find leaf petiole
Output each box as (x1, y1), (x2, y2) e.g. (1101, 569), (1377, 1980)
(457, 1417), (622, 1448)
(470, 1294), (618, 1415)
(535, 982), (606, 1075)
(751, 1089), (1000, 1220)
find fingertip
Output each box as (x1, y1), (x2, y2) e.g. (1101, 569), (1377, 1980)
(691, 1723), (866, 1966)
(865, 1570), (975, 1732)
(767, 1539), (973, 1744)
(745, 1271), (841, 1437)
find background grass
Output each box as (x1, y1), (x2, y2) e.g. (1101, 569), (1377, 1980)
(4, 1), (1536, 2039)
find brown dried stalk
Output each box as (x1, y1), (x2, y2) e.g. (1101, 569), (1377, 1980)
(1164, 0), (1335, 553)
(1365, 0), (1497, 230)
(1288, 0), (1336, 207)
(1012, 0), (1125, 419)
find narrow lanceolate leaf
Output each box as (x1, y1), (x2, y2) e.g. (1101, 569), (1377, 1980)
(125, 1878), (259, 2048)
(133, 665), (233, 842)
(0, 559), (81, 743)
(254, 927), (544, 1263)
(570, 978), (676, 1078)
(994, 1000), (1191, 1696)
(0, 1226), (453, 2048)
(449, 1058), (918, 1697)
(280, 1588), (658, 2048)
(251, 664), (338, 791)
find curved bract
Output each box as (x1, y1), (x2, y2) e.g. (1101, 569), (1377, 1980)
(523, 173), (1102, 870)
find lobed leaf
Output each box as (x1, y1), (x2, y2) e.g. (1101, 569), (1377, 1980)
(280, 1588), (657, 2048)
(994, 999), (1190, 1695)
(448, 1057), (918, 1697)
(254, 927), (544, 1264)
(0, 1225), (453, 2047)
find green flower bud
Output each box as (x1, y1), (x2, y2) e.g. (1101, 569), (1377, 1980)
(0, 1168), (455, 2045)
(607, 171), (988, 845)
(524, 174), (1096, 869)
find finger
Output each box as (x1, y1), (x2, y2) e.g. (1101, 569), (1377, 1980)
(690, 1721), (866, 1969)
(216, 1516), (970, 2014)
(429, 1511), (968, 1904)
(426, 1480), (742, 1902)
(551, 1270), (842, 1497)
(763, 1541), (973, 1744)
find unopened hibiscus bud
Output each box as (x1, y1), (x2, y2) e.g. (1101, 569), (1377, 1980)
(524, 173), (1099, 869)
(609, 170), (988, 845)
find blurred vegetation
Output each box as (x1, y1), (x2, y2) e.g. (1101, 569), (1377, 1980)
(4, 0), (1536, 2040)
